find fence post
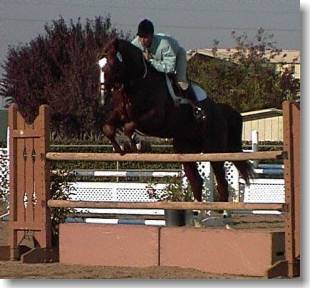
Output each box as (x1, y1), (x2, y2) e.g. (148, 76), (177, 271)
(251, 130), (259, 168)
(266, 101), (300, 278)
(8, 104), (54, 262)
(283, 101), (300, 277)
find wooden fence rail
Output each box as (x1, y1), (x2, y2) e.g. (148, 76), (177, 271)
(46, 151), (284, 162)
(47, 200), (284, 211)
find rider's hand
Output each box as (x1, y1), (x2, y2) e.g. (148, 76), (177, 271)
(143, 50), (152, 60)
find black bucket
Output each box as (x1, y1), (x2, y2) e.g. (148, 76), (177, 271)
(164, 209), (193, 227)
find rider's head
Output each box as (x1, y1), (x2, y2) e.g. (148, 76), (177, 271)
(137, 19), (154, 49)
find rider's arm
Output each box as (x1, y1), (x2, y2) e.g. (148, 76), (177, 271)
(149, 39), (177, 74)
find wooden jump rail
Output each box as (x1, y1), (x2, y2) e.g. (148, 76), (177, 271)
(46, 151), (284, 162)
(47, 200), (284, 211)
(2, 101), (300, 278)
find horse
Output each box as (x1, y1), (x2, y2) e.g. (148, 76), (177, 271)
(100, 37), (253, 202)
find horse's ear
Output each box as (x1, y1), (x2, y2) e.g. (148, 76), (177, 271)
(110, 36), (119, 51)
(97, 51), (106, 61)
(103, 36), (119, 54)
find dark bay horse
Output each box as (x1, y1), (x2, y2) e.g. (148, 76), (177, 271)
(100, 38), (253, 202)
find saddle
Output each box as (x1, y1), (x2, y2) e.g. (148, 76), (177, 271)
(165, 74), (208, 120)
(165, 74), (191, 105)
(168, 74), (188, 97)
(166, 75), (207, 103)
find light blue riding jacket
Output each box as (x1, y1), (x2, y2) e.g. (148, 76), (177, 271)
(131, 33), (180, 74)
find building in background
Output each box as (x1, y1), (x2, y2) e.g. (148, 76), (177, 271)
(241, 108), (283, 143)
(187, 49), (300, 79)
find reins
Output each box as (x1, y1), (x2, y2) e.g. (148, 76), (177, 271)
(141, 54), (148, 79)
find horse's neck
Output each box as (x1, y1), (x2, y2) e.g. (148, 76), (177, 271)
(121, 41), (160, 84)
(117, 40), (173, 112)
(117, 40), (165, 83)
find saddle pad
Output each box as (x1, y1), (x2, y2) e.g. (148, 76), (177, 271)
(192, 84), (207, 101)
(165, 75), (207, 104)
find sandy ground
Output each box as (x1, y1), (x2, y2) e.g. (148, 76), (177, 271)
(0, 261), (245, 279)
(0, 209), (283, 279)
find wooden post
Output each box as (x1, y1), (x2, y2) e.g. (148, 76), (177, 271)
(283, 101), (300, 277)
(8, 104), (55, 263)
(251, 130), (259, 168)
(267, 101), (300, 278)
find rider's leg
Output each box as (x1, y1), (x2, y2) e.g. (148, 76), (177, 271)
(181, 83), (197, 102)
(176, 47), (207, 120)
(176, 47), (195, 101)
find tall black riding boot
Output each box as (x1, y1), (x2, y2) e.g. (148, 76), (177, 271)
(183, 85), (197, 102)
(183, 85), (207, 121)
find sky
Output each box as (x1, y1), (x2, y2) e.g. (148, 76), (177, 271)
(0, 0), (301, 75)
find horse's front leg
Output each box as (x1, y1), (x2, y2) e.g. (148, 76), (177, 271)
(102, 123), (124, 154)
(123, 121), (138, 152)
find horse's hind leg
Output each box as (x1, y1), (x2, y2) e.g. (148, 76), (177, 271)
(128, 133), (139, 153)
(211, 161), (229, 202)
(183, 162), (203, 201)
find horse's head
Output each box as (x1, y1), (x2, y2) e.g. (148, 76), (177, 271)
(101, 38), (126, 91)
(101, 38), (148, 91)
(97, 38), (125, 105)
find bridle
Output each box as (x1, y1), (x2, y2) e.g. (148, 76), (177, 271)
(141, 54), (148, 79)
(99, 46), (149, 107)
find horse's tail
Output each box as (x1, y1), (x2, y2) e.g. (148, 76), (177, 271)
(232, 160), (255, 185)
(221, 103), (255, 184)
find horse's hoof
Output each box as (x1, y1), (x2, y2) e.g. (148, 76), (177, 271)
(225, 224), (233, 230)
(223, 210), (231, 218)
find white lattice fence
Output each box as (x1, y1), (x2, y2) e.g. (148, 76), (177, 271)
(68, 182), (166, 224)
(242, 179), (285, 203)
(69, 182), (167, 203)
(0, 148), (9, 202)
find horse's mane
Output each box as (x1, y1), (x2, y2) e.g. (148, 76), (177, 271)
(116, 39), (164, 79)
(116, 39), (143, 67)
(117, 39), (142, 58)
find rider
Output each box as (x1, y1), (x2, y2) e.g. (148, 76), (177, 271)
(131, 19), (197, 104)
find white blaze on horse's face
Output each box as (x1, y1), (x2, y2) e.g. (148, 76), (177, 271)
(98, 57), (107, 105)
(98, 57), (107, 82)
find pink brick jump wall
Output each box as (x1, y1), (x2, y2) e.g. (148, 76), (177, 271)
(59, 224), (284, 277)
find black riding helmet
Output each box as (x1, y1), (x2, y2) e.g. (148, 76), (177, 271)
(137, 19), (154, 37)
